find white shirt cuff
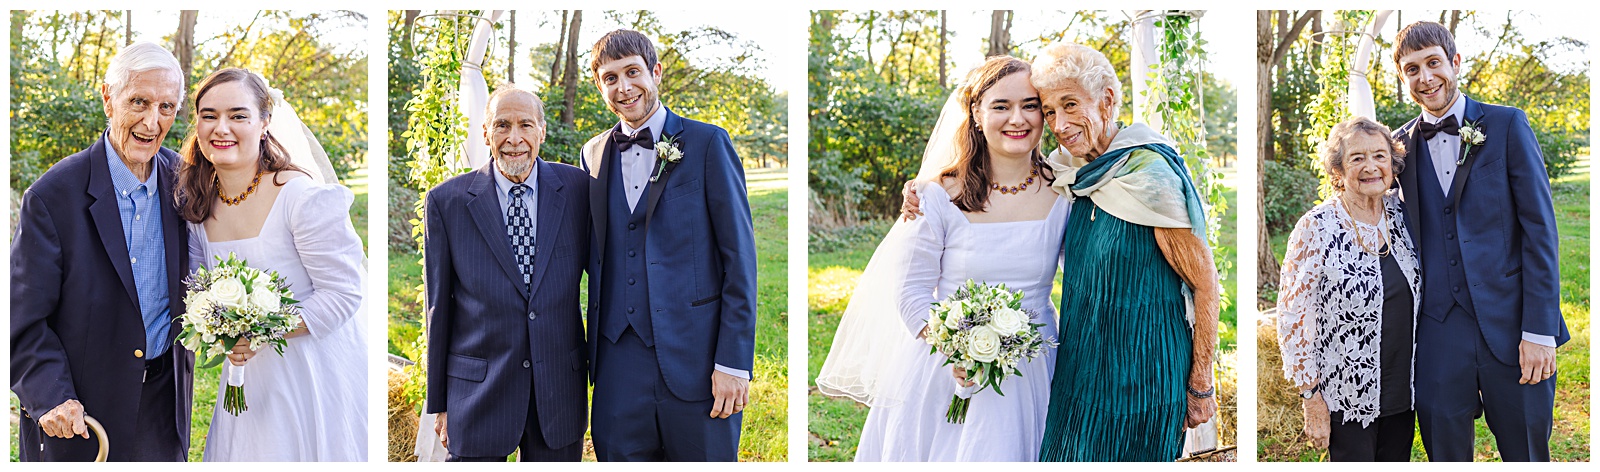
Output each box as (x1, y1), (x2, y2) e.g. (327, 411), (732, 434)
(1522, 332), (1556, 348)
(714, 364), (750, 380)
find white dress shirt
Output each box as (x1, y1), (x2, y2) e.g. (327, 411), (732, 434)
(1422, 95), (1554, 347)
(614, 105), (750, 380)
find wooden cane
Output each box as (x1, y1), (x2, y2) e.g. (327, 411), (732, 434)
(83, 415), (109, 462)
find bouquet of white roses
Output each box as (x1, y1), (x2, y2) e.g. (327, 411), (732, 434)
(923, 279), (1054, 423)
(177, 253), (302, 415)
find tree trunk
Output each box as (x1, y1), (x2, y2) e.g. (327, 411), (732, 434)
(551, 11), (568, 86)
(507, 10), (517, 81)
(1257, 11), (1280, 291)
(175, 10), (197, 84)
(124, 10), (132, 45)
(559, 10), (583, 126)
(403, 10), (419, 58)
(938, 11), (947, 88)
(1448, 10), (1461, 36)
(987, 10), (1011, 57)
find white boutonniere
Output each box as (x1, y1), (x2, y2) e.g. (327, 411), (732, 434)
(1458, 121), (1485, 166)
(650, 135), (683, 182)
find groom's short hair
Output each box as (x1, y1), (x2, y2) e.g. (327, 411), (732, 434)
(590, 29), (658, 77)
(1393, 21), (1458, 67)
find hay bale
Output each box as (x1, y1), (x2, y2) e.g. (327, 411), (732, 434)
(387, 368), (420, 462)
(1257, 309), (1320, 461)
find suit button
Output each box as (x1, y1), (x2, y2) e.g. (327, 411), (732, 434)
(1450, 260), (1457, 266)
(1452, 286), (1460, 293)
(134, 349), (144, 358)
(1447, 233), (1455, 240)
(522, 360), (531, 368)
(628, 278), (635, 285)
(628, 223), (637, 230)
(1444, 207), (1452, 215)
(628, 307), (635, 314)
(528, 311), (538, 320)
(628, 250), (636, 257)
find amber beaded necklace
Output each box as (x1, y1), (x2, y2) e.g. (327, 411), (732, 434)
(217, 172), (264, 206)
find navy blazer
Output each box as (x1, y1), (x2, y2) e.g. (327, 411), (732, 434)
(10, 136), (193, 461)
(1394, 96), (1569, 365)
(424, 159), (591, 458)
(580, 107), (758, 402)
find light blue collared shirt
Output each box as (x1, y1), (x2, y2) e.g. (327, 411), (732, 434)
(492, 159), (538, 231)
(105, 136), (171, 358)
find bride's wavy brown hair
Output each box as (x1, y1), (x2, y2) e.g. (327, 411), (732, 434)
(176, 68), (305, 223)
(941, 55), (1052, 213)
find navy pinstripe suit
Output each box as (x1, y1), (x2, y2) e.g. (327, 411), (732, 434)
(424, 159), (591, 460)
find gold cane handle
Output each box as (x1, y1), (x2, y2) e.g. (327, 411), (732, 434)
(83, 415), (108, 462)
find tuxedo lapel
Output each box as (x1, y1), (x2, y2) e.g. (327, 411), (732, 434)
(588, 130), (617, 264)
(1447, 98), (1487, 205)
(641, 109), (687, 230)
(466, 166), (529, 299)
(1398, 118), (1424, 243)
(528, 159), (564, 295)
(85, 138), (140, 310)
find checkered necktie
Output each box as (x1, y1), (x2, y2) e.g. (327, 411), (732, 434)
(507, 184), (535, 290)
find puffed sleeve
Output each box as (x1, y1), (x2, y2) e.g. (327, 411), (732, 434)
(896, 182), (949, 337)
(1276, 210), (1325, 389)
(286, 182), (366, 338)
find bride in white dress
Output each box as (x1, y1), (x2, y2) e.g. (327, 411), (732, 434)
(175, 68), (368, 461)
(816, 56), (1067, 461)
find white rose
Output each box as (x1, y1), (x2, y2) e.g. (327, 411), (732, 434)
(966, 325), (1002, 363)
(942, 305), (965, 331)
(211, 278), (248, 309)
(989, 307), (1028, 335)
(186, 291), (216, 318)
(249, 288), (281, 312)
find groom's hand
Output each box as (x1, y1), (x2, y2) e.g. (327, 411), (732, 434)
(40, 399), (88, 439)
(435, 412), (449, 449)
(900, 180), (922, 220)
(710, 371), (749, 419)
(1518, 340), (1558, 385)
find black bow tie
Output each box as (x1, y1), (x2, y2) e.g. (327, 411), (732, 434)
(613, 126), (654, 152)
(1418, 115), (1460, 141)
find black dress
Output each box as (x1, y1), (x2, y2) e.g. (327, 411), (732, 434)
(1328, 247), (1416, 461)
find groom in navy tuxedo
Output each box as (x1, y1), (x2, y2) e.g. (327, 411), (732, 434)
(1390, 21), (1567, 461)
(579, 29), (759, 462)
(425, 85), (591, 461)
(11, 41), (193, 461)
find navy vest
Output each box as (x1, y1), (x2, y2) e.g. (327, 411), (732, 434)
(600, 148), (655, 344)
(1414, 142), (1477, 319)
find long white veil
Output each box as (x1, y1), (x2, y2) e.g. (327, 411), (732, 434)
(813, 89), (966, 407)
(257, 74), (338, 185)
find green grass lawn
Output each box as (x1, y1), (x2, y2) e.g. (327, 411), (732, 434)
(1257, 169), (1591, 462)
(9, 162), (371, 462)
(386, 167), (789, 462)
(807, 187), (1241, 461)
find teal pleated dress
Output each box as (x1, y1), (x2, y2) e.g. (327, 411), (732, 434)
(1038, 196), (1191, 462)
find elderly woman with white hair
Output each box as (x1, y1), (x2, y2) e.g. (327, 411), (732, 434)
(1028, 42), (1219, 462)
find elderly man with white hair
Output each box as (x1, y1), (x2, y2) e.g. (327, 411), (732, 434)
(11, 41), (194, 461)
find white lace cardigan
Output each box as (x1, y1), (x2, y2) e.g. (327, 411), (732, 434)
(1276, 191), (1421, 426)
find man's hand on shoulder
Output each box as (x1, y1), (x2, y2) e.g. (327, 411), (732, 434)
(40, 399), (88, 439)
(709, 371), (749, 419)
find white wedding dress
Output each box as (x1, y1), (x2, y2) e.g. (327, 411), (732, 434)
(191, 176), (369, 461)
(854, 183), (1069, 462)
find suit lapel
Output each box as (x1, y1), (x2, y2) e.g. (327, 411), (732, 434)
(528, 159), (564, 295)
(1397, 118), (1424, 243)
(587, 129), (617, 265)
(1447, 97), (1486, 205)
(466, 165), (529, 299)
(641, 109), (687, 230)
(157, 150), (188, 342)
(85, 138), (140, 310)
